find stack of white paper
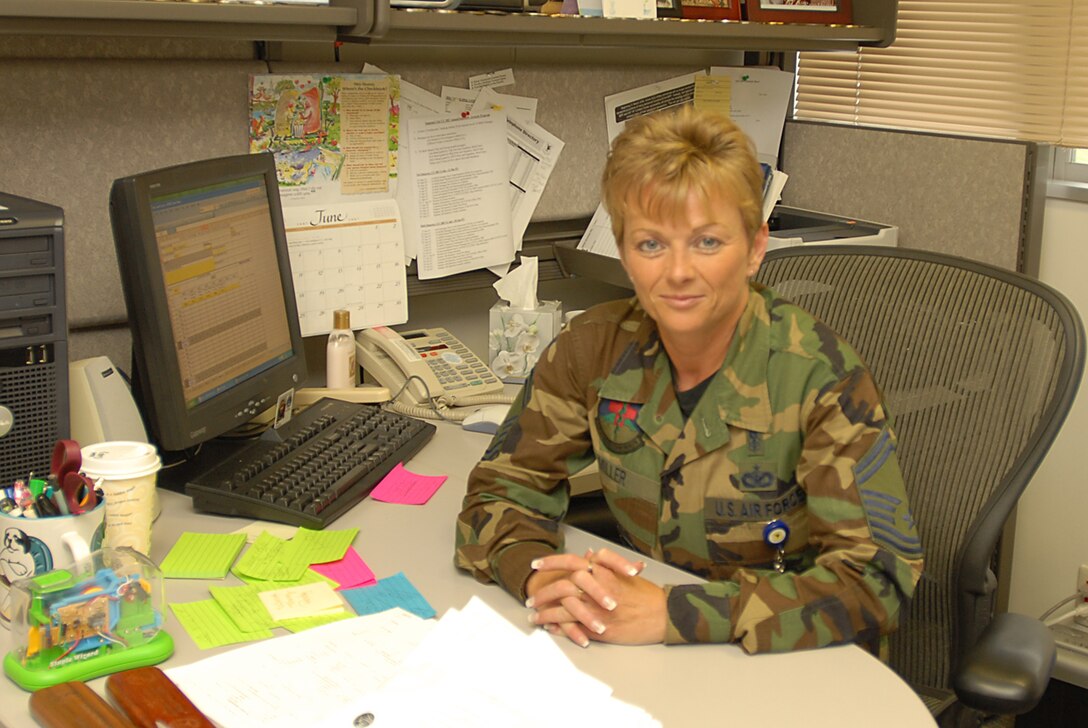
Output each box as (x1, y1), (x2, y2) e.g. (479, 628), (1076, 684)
(166, 607), (435, 728)
(331, 597), (660, 727)
(167, 598), (660, 728)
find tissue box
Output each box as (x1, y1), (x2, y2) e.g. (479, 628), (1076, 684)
(488, 300), (562, 383)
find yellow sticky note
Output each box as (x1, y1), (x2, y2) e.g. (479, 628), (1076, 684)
(694, 75), (732, 116)
(259, 581), (346, 622)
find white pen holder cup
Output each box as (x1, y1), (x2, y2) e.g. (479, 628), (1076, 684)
(80, 441), (162, 559)
(0, 502), (105, 629)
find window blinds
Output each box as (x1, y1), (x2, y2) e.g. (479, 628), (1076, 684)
(795, 1), (1088, 148)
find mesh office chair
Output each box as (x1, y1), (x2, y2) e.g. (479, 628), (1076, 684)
(755, 245), (1085, 725)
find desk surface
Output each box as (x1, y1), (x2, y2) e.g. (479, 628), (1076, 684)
(0, 422), (935, 727)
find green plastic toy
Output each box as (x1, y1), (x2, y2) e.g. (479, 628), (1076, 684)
(3, 547), (173, 691)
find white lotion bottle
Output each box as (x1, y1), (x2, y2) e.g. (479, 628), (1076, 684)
(326, 309), (357, 389)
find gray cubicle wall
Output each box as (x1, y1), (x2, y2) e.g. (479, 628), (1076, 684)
(780, 121), (1047, 276)
(1, 37), (711, 370)
(0, 37), (1040, 373)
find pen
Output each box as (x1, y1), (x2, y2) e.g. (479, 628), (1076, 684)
(43, 481), (70, 515)
(35, 493), (60, 517)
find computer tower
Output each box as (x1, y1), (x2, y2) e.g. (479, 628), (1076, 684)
(0, 193), (68, 486)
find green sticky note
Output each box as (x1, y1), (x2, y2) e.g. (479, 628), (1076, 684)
(235, 567), (337, 590)
(292, 527), (359, 565)
(169, 599), (273, 649)
(232, 531), (309, 582)
(209, 584), (276, 633)
(160, 532), (248, 579)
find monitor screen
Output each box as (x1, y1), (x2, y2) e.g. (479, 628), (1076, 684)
(110, 152), (308, 455)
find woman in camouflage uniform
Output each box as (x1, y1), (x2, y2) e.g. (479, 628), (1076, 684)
(455, 105), (923, 654)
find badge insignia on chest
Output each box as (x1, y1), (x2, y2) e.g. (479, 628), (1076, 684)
(737, 464), (777, 492)
(596, 400), (644, 454)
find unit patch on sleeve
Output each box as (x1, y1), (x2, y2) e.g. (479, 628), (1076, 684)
(596, 399), (644, 454)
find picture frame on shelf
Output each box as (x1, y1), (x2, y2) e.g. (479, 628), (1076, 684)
(679, 0), (741, 20)
(745, 0), (852, 25)
(657, 0), (684, 18)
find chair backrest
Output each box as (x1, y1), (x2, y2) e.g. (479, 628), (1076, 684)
(756, 245), (1085, 693)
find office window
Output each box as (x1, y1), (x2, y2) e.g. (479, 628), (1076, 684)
(795, 1), (1088, 149)
(1053, 147), (1088, 184)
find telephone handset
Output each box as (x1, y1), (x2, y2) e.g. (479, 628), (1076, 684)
(356, 327), (507, 414)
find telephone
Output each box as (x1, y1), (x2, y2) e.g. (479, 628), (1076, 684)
(356, 326), (511, 419)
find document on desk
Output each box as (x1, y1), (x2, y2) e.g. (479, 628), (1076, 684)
(167, 597), (659, 728)
(328, 597), (662, 728)
(410, 112), (515, 279)
(166, 607), (435, 728)
(282, 198), (408, 336)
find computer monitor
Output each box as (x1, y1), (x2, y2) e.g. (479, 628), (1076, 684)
(109, 152), (308, 463)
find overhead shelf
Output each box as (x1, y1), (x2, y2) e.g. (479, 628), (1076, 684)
(0, 0), (896, 51)
(0, 0), (376, 42)
(360, 5), (893, 52)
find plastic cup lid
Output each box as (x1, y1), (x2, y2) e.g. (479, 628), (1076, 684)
(80, 441), (162, 479)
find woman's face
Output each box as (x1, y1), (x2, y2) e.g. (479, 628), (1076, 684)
(618, 190), (768, 349)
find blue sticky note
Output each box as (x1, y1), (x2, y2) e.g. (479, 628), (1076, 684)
(341, 571), (436, 620)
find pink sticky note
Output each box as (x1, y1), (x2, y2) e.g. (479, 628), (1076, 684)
(310, 547), (377, 591)
(370, 463), (447, 505)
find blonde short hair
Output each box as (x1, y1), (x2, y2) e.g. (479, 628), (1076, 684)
(601, 105), (764, 244)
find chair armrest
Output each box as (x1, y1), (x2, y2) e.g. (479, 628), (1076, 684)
(952, 612), (1056, 715)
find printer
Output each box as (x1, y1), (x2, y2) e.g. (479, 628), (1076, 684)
(557, 204), (898, 290)
(768, 205), (898, 251)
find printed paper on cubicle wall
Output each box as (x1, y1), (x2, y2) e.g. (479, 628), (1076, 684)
(589, 67), (794, 257)
(470, 88), (564, 252)
(707, 66), (793, 167)
(442, 86), (538, 124)
(365, 63), (447, 266)
(282, 199), (408, 337)
(604, 72), (700, 143)
(409, 112), (515, 280)
(603, 66), (793, 166)
(249, 74), (400, 206)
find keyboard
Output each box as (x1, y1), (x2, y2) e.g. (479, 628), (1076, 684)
(184, 398), (436, 529)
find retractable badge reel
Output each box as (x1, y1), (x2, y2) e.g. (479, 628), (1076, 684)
(762, 519), (790, 573)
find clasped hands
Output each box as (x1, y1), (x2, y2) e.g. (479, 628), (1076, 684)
(524, 548), (667, 648)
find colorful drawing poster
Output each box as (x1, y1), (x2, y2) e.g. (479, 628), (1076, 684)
(249, 74), (401, 206)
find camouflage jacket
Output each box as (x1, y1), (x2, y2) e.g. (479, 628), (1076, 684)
(455, 283), (924, 653)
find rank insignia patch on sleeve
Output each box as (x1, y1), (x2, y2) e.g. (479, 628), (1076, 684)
(855, 430), (922, 558)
